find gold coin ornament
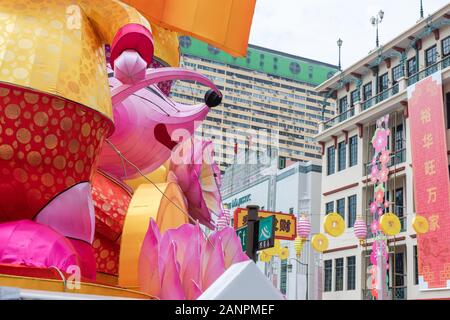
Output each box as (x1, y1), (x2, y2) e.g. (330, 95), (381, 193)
(379, 213), (401, 236)
(259, 251), (272, 263)
(279, 247), (289, 260)
(323, 213), (345, 237)
(311, 233), (329, 253)
(412, 215), (429, 234)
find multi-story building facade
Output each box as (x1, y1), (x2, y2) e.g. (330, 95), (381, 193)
(315, 4), (450, 300)
(172, 36), (339, 173)
(221, 149), (323, 300)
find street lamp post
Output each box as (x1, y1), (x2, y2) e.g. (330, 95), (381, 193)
(337, 38), (343, 71)
(370, 10), (384, 48)
(420, 0), (424, 19)
(288, 257), (309, 300)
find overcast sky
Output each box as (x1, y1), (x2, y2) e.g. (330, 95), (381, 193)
(249, 0), (449, 68)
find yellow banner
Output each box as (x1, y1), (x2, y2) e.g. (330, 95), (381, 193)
(233, 208), (297, 240)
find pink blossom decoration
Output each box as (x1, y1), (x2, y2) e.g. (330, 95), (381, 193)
(370, 220), (379, 234)
(371, 129), (389, 153)
(370, 202), (378, 214)
(375, 189), (385, 204)
(384, 201), (390, 209)
(379, 150), (391, 165)
(378, 167), (389, 183)
(371, 165), (379, 180)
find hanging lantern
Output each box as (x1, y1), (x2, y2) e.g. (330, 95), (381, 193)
(294, 236), (303, 257)
(354, 216), (367, 245)
(297, 215), (311, 239)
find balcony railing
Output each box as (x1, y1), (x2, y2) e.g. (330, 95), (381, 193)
(362, 286), (407, 300)
(323, 107), (356, 129)
(362, 83), (400, 111)
(407, 55), (450, 86)
(364, 148), (406, 176)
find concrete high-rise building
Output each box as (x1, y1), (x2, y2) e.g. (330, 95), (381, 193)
(171, 36), (339, 173)
(315, 4), (450, 300)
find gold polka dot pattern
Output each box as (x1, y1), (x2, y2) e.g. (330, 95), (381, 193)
(92, 171), (131, 242)
(0, 0), (151, 121)
(93, 232), (120, 276)
(0, 83), (111, 222)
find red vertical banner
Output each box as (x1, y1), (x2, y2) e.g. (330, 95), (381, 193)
(408, 72), (450, 290)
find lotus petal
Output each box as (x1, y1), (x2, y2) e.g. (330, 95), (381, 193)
(138, 219), (161, 297)
(159, 242), (185, 300)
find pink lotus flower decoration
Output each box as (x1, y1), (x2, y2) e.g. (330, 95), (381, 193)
(138, 219), (249, 300)
(370, 241), (388, 265)
(384, 201), (390, 209)
(169, 137), (222, 229)
(379, 150), (391, 165)
(378, 167), (389, 183)
(371, 129), (389, 153)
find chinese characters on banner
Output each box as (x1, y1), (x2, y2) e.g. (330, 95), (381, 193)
(407, 72), (450, 290)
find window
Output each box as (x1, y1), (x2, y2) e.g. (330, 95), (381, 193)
(339, 96), (348, 114)
(407, 57), (418, 76)
(349, 135), (358, 167)
(326, 202), (334, 214)
(379, 73), (389, 93)
(347, 256), (356, 290)
(363, 82), (372, 101)
(350, 90), (359, 106)
(338, 141), (346, 171)
(442, 36), (450, 57)
(335, 258), (344, 291)
(392, 65), (403, 83)
(348, 195), (357, 228)
(414, 246), (419, 285)
(327, 146), (335, 175)
(324, 260), (332, 292)
(336, 198), (345, 219)
(289, 207), (294, 214)
(425, 45), (438, 66)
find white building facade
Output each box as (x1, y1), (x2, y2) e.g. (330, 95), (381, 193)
(315, 4), (450, 300)
(221, 152), (323, 300)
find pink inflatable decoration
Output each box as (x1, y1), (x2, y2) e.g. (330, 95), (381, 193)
(0, 220), (81, 274)
(99, 67), (222, 180)
(138, 219), (248, 300)
(168, 137), (222, 229)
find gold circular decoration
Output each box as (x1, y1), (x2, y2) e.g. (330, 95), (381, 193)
(5, 104), (20, 119)
(412, 215), (429, 234)
(53, 155), (66, 170)
(259, 251), (272, 263)
(279, 248), (289, 260)
(379, 213), (401, 236)
(33, 111), (49, 127)
(27, 151), (42, 167)
(60, 117), (73, 131)
(45, 134), (58, 149)
(16, 128), (31, 144)
(311, 234), (329, 253)
(324, 213), (345, 237)
(0, 144), (14, 160)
